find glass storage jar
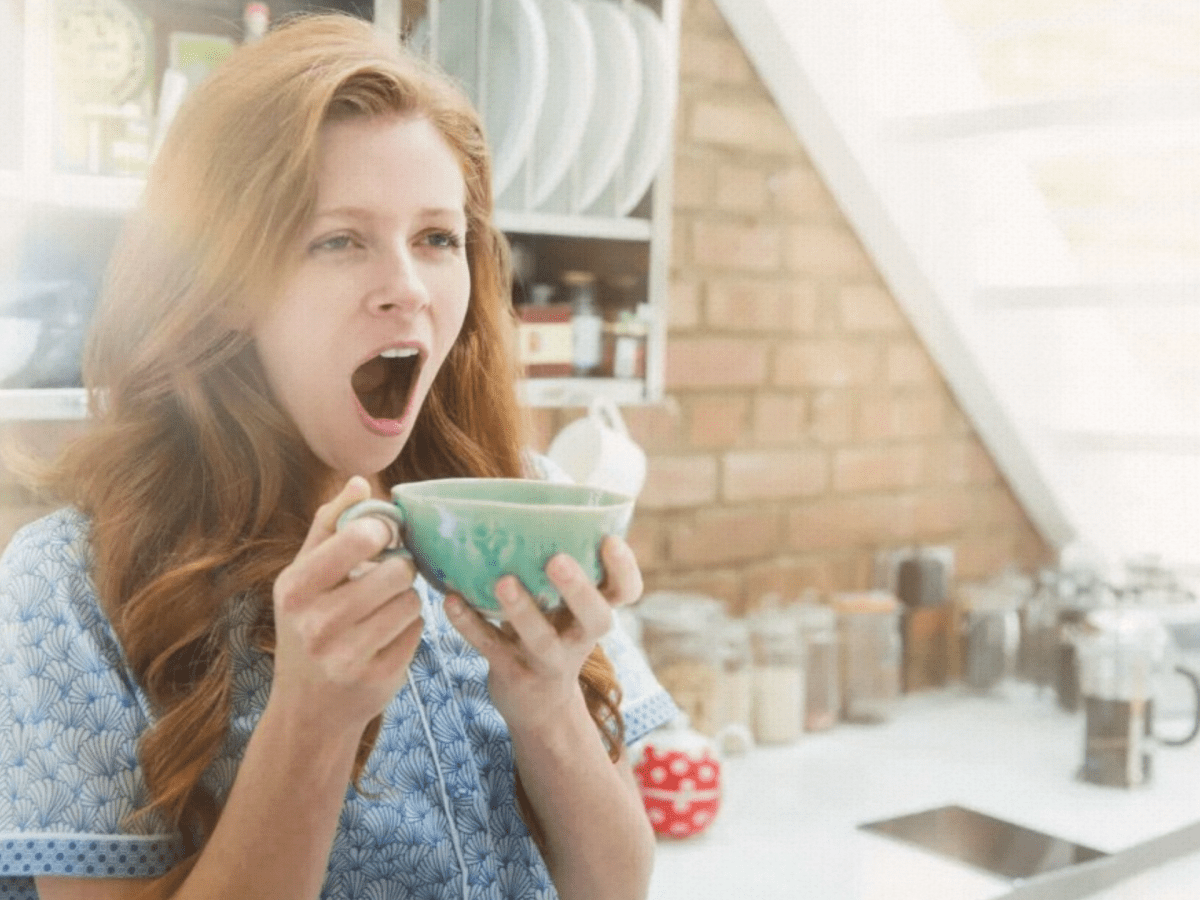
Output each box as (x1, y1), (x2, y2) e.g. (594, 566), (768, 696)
(712, 615), (754, 749)
(638, 592), (724, 736)
(833, 591), (902, 723)
(796, 602), (840, 731)
(747, 607), (806, 744)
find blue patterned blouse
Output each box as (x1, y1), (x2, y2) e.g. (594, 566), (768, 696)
(0, 507), (677, 899)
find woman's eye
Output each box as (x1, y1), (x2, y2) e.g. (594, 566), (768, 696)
(424, 230), (463, 250)
(311, 233), (360, 253)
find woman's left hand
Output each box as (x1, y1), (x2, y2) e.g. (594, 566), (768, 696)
(444, 535), (642, 736)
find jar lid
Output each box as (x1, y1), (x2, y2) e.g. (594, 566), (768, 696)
(560, 270), (597, 287)
(831, 590), (900, 614)
(638, 591), (725, 631)
(794, 602), (837, 630)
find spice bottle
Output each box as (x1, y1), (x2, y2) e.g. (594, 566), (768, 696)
(563, 270), (602, 376)
(747, 607), (806, 744)
(796, 602), (840, 731)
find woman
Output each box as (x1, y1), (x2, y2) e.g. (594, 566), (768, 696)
(0, 14), (675, 900)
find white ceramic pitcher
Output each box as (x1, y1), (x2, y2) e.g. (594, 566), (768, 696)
(547, 396), (646, 499)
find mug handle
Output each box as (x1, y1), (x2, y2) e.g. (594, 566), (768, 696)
(1160, 664), (1200, 747)
(590, 395), (630, 437)
(335, 499), (412, 561)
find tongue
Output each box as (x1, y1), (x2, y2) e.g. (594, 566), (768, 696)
(352, 356), (409, 420)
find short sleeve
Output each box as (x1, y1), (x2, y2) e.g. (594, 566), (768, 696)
(526, 449), (678, 742)
(0, 509), (188, 892)
(600, 616), (679, 745)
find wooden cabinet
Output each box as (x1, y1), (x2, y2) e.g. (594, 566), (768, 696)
(0, 0), (677, 418)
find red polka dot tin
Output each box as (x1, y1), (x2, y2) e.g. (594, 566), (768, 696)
(633, 721), (722, 838)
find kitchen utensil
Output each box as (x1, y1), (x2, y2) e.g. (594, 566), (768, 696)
(497, 0), (595, 210)
(543, 0), (641, 213)
(1075, 607), (1200, 788)
(546, 396), (647, 499)
(587, 0), (675, 216)
(336, 477), (633, 619)
(419, 0), (549, 198)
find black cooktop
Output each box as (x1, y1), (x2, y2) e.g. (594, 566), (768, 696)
(859, 804), (1107, 880)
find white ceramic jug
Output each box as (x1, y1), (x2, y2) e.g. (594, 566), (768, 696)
(547, 396), (646, 499)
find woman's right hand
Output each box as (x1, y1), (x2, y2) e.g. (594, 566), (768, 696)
(269, 476), (424, 732)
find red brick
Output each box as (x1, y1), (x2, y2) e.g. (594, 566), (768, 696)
(679, 30), (755, 86)
(706, 279), (819, 334)
(668, 280), (702, 331)
(666, 337), (770, 389)
(911, 490), (976, 536)
(774, 339), (879, 388)
(809, 390), (855, 444)
(839, 283), (907, 333)
(930, 436), (1000, 486)
(787, 496), (919, 551)
(715, 164), (769, 213)
(625, 514), (668, 572)
(690, 98), (798, 155)
(833, 444), (927, 493)
(638, 454), (719, 510)
(770, 164), (842, 220)
(855, 389), (944, 441)
(671, 152), (716, 210)
(688, 394), (748, 448)
(691, 220), (783, 273)
(622, 400), (686, 454)
(668, 507), (783, 566)
(724, 449), (827, 501)
(751, 393), (808, 445)
(886, 340), (943, 385)
(785, 224), (876, 277)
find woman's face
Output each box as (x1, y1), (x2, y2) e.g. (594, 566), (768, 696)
(254, 113), (471, 493)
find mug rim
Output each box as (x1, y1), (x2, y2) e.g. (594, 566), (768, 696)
(390, 477), (635, 509)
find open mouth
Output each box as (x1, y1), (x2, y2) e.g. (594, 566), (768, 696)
(351, 347), (420, 421)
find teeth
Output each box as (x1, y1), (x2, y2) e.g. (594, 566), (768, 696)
(380, 347), (418, 359)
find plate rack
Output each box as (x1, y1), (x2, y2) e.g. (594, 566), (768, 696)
(0, 0), (679, 420)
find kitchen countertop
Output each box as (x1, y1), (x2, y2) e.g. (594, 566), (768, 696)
(647, 683), (1200, 900)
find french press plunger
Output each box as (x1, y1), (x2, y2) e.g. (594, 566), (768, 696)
(1074, 607), (1200, 788)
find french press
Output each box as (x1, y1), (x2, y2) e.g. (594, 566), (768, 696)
(1074, 607), (1200, 788)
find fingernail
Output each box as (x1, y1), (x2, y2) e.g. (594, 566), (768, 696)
(445, 595), (463, 617)
(548, 554), (573, 580)
(495, 577), (522, 606)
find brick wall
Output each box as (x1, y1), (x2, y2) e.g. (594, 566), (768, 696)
(0, 0), (1052, 613)
(535, 0), (1052, 613)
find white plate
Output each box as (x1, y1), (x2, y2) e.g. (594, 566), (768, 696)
(498, 0), (596, 211)
(426, 0), (549, 198)
(587, 2), (676, 217)
(543, 0), (641, 214)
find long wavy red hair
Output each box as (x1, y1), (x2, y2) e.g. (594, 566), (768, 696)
(38, 13), (622, 894)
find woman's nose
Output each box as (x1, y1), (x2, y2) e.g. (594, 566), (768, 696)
(369, 245), (429, 314)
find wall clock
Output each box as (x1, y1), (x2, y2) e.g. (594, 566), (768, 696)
(56, 0), (153, 106)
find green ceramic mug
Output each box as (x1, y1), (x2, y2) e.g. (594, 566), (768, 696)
(336, 478), (635, 618)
